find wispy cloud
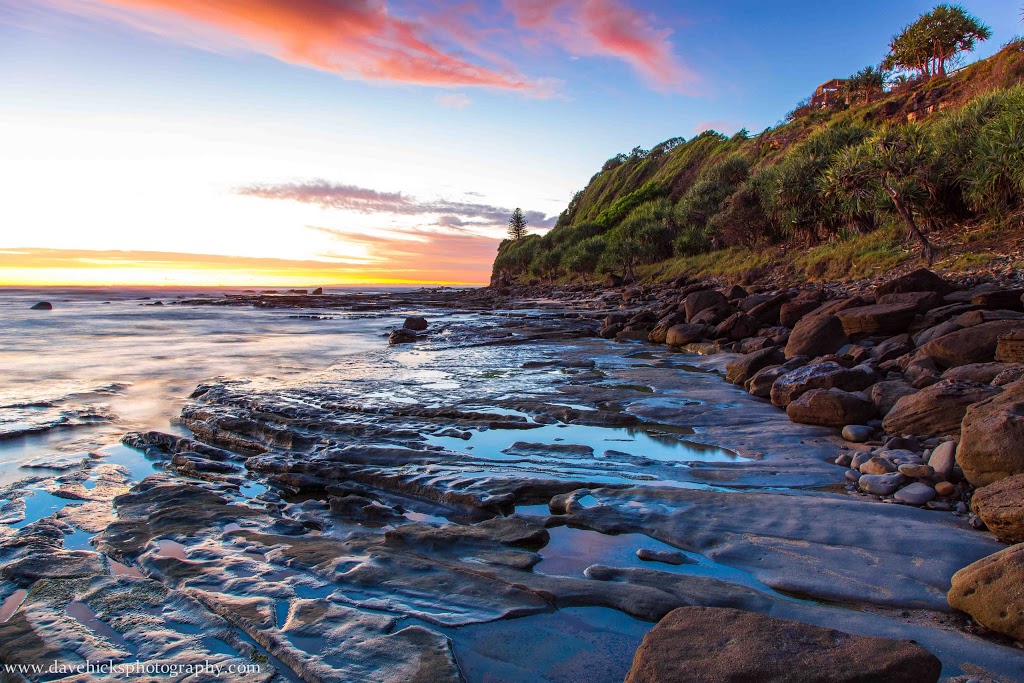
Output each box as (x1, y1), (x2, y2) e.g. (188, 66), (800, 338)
(504, 0), (698, 93)
(29, 0), (695, 95)
(236, 180), (556, 230)
(435, 93), (472, 109)
(39, 0), (542, 92)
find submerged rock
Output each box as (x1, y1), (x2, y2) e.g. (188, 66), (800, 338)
(625, 606), (941, 683)
(388, 328), (417, 344)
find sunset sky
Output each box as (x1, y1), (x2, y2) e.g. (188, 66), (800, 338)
(0, 0), (1016, 286)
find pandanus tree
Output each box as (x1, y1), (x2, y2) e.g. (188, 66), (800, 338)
(825, 124), (938, 264)
(845, 66), (888, 104)
(883, 4), (991, 79)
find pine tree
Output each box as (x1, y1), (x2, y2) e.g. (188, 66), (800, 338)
(508, 208), (528, 240)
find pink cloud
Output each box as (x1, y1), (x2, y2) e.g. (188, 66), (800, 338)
(45, 0), (541, 92)
(504, 0), (698, 93)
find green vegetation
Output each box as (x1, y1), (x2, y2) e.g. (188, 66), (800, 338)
(507, 207), (528, 241)
(491, 5), (1023, 287)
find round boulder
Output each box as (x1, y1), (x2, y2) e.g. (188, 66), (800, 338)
(403, 316), (428, 331)
(971, 473), (1024, 544)
(948, 544), (1024, 643)
(958, 380), (1024, 486)
(787, 389), (875, 429)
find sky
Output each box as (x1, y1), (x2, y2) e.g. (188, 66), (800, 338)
(0, 0), (1018, 286)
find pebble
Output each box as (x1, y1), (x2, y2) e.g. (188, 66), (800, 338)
(955, 502), (968, 514)
(860, 457), (896, 475)
(969, 514), (986, 529)
(841, 425), (873, 443)
(897, 464), (934, 478)
(834, 454), (853, 468)
(885, 436), (915, 450)
(859, 473), (905, 496)
(636, 548), (697, 565)
(934, 481), (955, 497)
(893, 482), (936, 505)
(851, 452), (873, 470)
(844, 469), (861, 483)
(926, 501), (952, 511)
(927, 441), (957, 479)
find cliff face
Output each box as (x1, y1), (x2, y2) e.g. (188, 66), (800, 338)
(491, 42), (1024, 286)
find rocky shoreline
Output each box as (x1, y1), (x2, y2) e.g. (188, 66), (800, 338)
(2, 278), (1024, 682)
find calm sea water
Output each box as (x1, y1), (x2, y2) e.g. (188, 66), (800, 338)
(0, 286), (419, 484)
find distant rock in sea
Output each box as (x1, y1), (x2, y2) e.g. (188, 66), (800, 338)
(30, 301), (52, 310)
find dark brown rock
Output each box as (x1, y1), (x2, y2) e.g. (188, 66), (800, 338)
(948, 544), (1024, 643)
(715, 312), (760, 341)
(972, 288), (1024, 311)
(870, 380), (917, 416)
(684, 290), (728, 321)
(942, 362), (1019, 385)
(877, 291), (944, 313)
(919, 320), (1024, 368)
(770, 361), (875, 408)
(625, 606), (941, 683)
(779, 294), (824, 327)
(784, 314), (849, 360)
(835, 303), (919, 336)
(971, 474), (1024, 544)
(786, 389), (876, 428)
(726, 347), (785, 386)
(882, 380), (1001, 438)
(876, 268), (950, 297)
(666, 324), (709, 347)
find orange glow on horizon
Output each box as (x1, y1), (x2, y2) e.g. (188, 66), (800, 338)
(0, 249), (489, 287)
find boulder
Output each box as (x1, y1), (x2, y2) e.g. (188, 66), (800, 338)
(869, 380), (918, 417)
(971, 474), (1024, 544)
(959, 380), (1024, 487)
(972, 288), (1024, 311)
(784, 315), (849, 360)
(30, 301), (52, 310)
(714, 311), (760, 341)
(684, 290), (728, 321)
(996, 331), (1024, 363)
(770, 361), (875, 408)
(666, 324), (709, 347)
(877, 290), (944, 313)
(624, 606), (941, 683)
(725, 347), (784, 386)
(786, 389), (875, 429)
(835, 303), (919, 336)
(873, 334), (913, 363)
(779, 295), (824, 327)
(919, 320), (1024, 368)
(875, 268), (949, 297)
(994, 365), (1024, 386)
(746, 366), (788, 399)
(388, 328), (417, 344)
(913, 320), (963, 348)
(311, 287), (323, 295)
(948, 544), (1024, 643)
(942, 362), (1019, 385)
(404, 316), (429, 331)
(882, 380), (1002, 438)
(747, 293), (789, 325)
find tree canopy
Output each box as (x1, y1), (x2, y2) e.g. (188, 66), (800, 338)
(883, 4), (991, 79)
(507, 208), (528, 241)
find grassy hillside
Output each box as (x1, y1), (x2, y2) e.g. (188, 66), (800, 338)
(492, 39), (1024, 287)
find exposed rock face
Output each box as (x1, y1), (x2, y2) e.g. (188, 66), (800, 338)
(715, 312), (760, 341)
(959, 380), (1024, 486)
(948, 544), (1024, 643)
(404, 316), (429, 331)
(30, 301), (52, 310)
(785, 314), (848, 360)
(770, 361), (875, 408)
(919, 320), (1024, 368)
(882, 380), (1002, 438)
(665, 323), (708, 346)
(625, 607), (942, 683)
(972, 288), (1024, 311)
(779, 295), (823, 328)
(684, 290), (727, 321)
(786, 389), (875, 428)
(835, 303), (919, 336)
(943, 362), (1020, 384)
(877, 290), (944, 313)
(972, 474), (1024, 544)
(876, 268), (949, 297)
(725, 347), (784, 385)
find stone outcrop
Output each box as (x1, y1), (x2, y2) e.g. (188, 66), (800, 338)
(835, 303), (919, 336)
(625, 607), (942, 683)
(919, 320), (1024, 368)
(771, 361), (875, 408)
